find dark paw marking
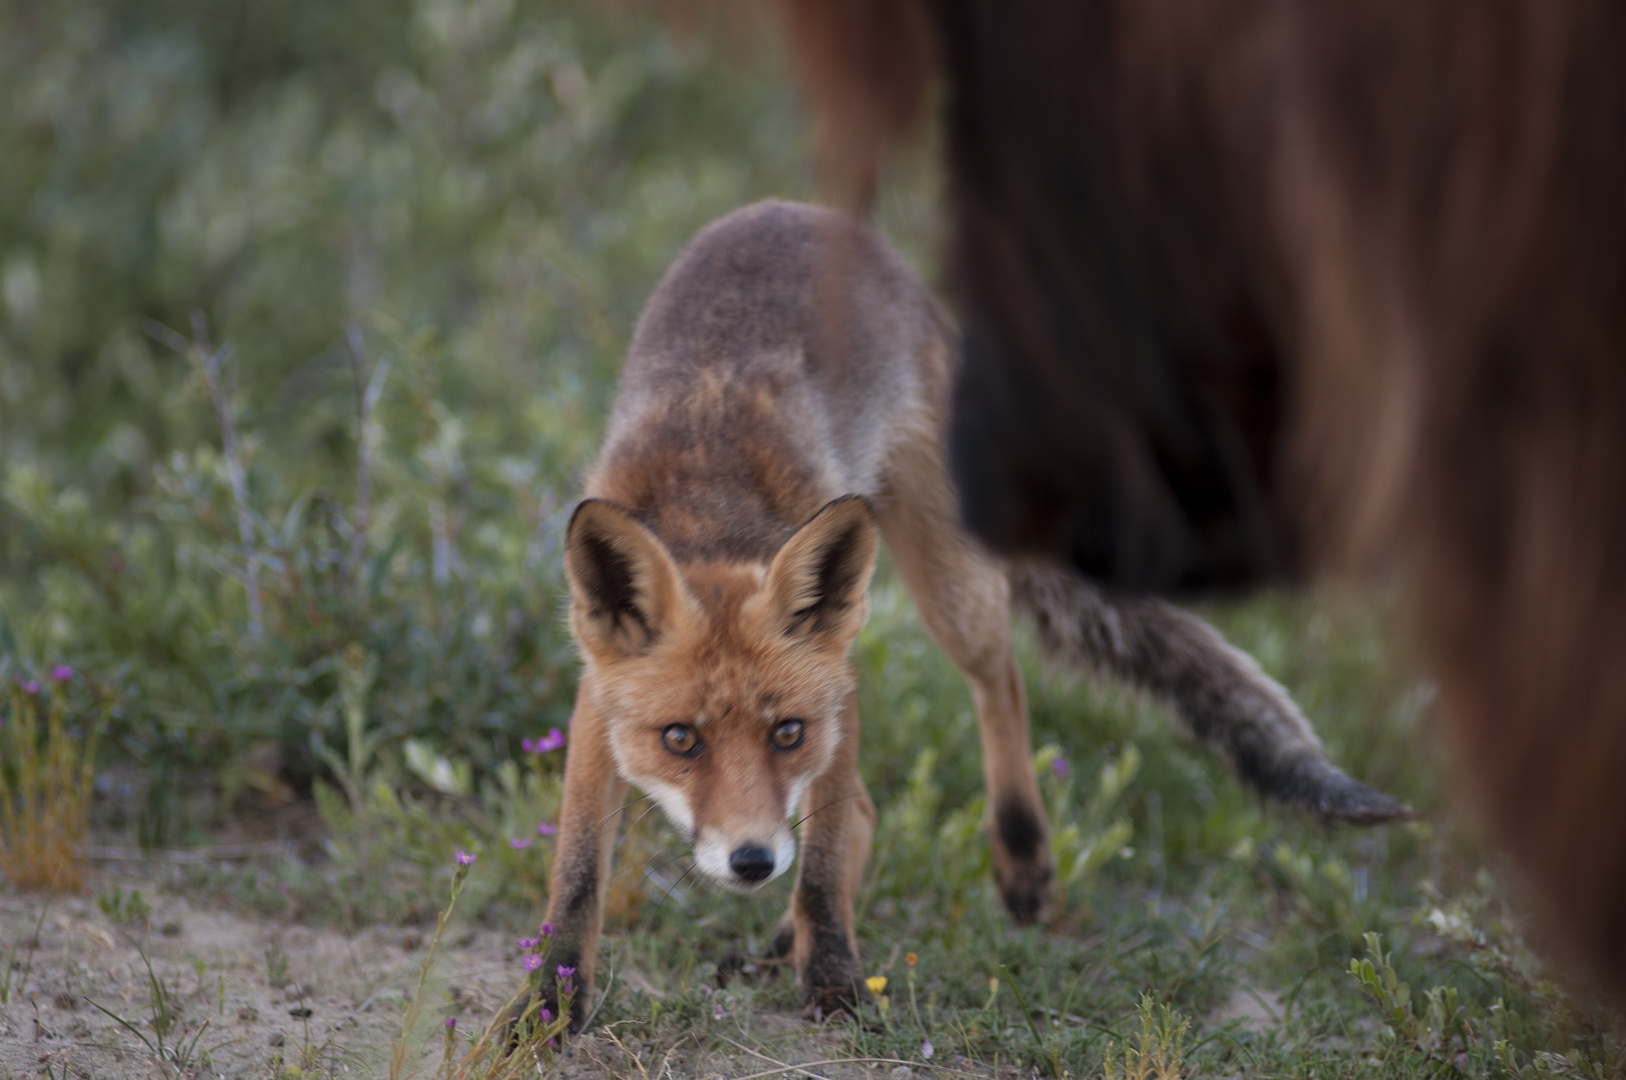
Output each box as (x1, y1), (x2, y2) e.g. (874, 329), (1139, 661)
(995, 798), (1044, 860)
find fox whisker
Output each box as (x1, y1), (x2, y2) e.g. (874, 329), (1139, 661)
(791, 792), (861, 832)
(651, 860), (700, 912)
(592, 793), (653, 841)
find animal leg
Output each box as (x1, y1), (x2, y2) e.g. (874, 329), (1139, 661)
(787, 689), (874, 1014)
(876, 442), (1053, 924)
(534, 681), (628, 1031)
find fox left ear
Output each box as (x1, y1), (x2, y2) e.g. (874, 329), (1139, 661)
(565, 499), (698, 662)
(761, 496), (879, 644)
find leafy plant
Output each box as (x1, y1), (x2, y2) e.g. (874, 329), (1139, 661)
(1350, 931), (1423, 1046)
(97, 885), (153, 928)
(1036, 742), (1138, 905)
(1100, 994), (1189, 1080)
(264, 940), (292, 990)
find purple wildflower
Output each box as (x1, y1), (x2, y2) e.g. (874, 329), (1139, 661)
(539, 1008), (553, 1024)
(1051, 756), (1071, 781)
(522, 954), (543, 972)
(524, 728), (565, 754)
(21, 680), (39, 695)
(509, 837), (531, 850)
(518, 936), (539, 950)
(536, 821), (557, 837)
(50, 665), (72, 683)
(556, 964), (576, 988)
(454, 850), (476, 867)
(446, 1017), (457, 1031)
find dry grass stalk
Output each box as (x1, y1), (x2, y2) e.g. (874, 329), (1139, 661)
(0, 684), (102, 892)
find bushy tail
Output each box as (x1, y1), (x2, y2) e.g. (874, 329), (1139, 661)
(1011, 566), (1408, 825)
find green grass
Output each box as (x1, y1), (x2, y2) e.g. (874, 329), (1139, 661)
(0, 2), (1621, 1078)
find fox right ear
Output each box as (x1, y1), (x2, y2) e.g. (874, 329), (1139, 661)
(565, 500), (695, 662)
(760, 495), (879, 646)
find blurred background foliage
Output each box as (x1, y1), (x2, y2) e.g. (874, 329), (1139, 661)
(0, 0), (882, 837)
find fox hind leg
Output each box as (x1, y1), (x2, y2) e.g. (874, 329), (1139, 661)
(875, 438), (1054, 924)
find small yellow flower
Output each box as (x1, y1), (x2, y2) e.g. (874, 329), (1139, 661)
(866, 975), (888, 995)
(906, 952), (917, 967)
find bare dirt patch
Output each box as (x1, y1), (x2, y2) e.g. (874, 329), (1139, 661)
(0, 872), (902, 1080)
(0, 879), (521, 1079)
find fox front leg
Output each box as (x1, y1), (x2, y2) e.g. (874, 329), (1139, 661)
(534, 685), (626, 1031)
(783, 691), (876, 1015)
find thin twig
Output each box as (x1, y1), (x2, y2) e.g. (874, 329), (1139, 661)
(86, 843), (294, 863)
(147, 314), (262, 644)
(194, 312), (261, 645)
(346, 322), (388, 600)
(708, 1039), (987, 1080)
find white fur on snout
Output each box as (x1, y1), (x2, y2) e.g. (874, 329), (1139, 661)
(786, 775), (815, 824)
(771, 832), (796, 879)
(694, 826), (797, 892)
(634, 777), (695, 836)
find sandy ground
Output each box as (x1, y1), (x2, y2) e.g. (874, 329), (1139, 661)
(0, 880), (533, 1079)
(0, 860), (1282, 1080)
(0, 870), (884, 1080)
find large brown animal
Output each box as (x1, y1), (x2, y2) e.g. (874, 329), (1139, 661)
(535, 201), (1399, 1026)
(776, 0), (1626, 993)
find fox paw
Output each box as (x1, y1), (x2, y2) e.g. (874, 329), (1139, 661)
(800, 974), (870, 1021)
(992, 797), (1054, 925)
(995, 858), (1054, 924)
(799, 946), (870, 1020)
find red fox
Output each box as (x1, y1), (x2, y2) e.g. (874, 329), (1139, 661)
(536, 200), (1403, 1025)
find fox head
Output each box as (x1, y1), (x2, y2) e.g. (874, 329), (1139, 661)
(564, 495), (878, 891)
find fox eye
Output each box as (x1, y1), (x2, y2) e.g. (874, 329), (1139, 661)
(662, 724), (700, 756)
(771, 719), (805, 750)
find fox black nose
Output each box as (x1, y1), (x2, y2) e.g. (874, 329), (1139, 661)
(729, 845), (775, 882)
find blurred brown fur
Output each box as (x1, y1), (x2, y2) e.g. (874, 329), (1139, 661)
(773, 0), (1626, 996)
